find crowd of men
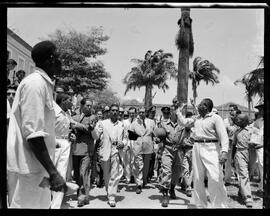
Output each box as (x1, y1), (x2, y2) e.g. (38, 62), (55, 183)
(6, 40), (264, 209)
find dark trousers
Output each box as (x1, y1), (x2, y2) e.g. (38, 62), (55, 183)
(148, 152), (156, 181)
(72, 155), (92, 198)
(142, 153), (152, 185)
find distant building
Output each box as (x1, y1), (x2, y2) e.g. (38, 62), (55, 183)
(7, 27), (35, 84)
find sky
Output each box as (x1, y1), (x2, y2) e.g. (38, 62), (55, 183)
(7, 5), (264, 108)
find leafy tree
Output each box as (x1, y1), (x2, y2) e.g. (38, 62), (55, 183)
(234, 56), (264, 116)
(48, 27), (110, 93)
(175, 8), (194, 108)
(189, 57), (220, 106)
(87, 87), (120, 110)
(123, 49), (177, 110)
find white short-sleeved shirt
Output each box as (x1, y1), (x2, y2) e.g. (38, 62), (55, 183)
(7, 68), (56, 175)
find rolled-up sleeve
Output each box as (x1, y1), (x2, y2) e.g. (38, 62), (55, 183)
(20, 82), (49, 140)
(215, 115), (229, 153)
(176, 108), (194, 127)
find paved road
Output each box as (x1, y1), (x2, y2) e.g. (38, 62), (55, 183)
(61, 179), (197, 209)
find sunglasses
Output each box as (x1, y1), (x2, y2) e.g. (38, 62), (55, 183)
(111, 109), (119, 112)
(7, 92), (15, 96)
(139, 111), (145, 114)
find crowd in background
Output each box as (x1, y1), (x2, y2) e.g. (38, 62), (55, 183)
(6, 40), (264, 209)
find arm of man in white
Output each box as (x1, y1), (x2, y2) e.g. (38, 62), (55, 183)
(215, 115), (229, 153)
(175, 108), (194, 127)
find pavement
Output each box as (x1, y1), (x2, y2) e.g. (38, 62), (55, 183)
(61, 178), (197, 209)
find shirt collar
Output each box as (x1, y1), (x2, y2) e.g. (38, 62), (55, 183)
(110, 119), (119, 126)
(35, 67), (55, 86)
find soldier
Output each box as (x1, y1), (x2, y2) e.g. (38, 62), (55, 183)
(156, 106), (183, 207)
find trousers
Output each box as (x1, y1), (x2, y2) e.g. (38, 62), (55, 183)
(224, 140), (233, 183)
(101, 153), (123, 202)
(121, 146), (135, 182)
(192, 142), (227, 208)
(10, 171), (51, 208)
(234, 149), (252, 199)
(180, 147), (193, 189)
(51, 139), (71, 209)
(159, 145), (182, 189)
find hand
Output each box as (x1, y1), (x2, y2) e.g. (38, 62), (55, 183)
(219, 151), (228, 165)
(123, 145), (130, 152)
(116, 142), (124, 150)
(69, 133), (76, 142)
(49, 172), (67, 192)
(70, 121), (77, 129)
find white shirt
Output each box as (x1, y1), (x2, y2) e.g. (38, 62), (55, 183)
(7, 68), (56, 174)
(176, 109), (229, 153)
(53, 101), (70, 139)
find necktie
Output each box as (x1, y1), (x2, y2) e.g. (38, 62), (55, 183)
(143, 119), (146, 128)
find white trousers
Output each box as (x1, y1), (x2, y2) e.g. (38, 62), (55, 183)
(10, 171), (51, 209)
(192, 142), (228, 208)
(7, 171), (18, 207)
(51, 139), (71, 209)
(101, 153), (123, 202)
(256, 148), (263, 190)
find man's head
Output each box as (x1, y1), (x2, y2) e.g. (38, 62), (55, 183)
(197, 98), (213, 117)
(80, 98), (92, 116)
(147, 106), (156, 120)
(97, 110), (103, 120)
(172, 96), (178, 110)
(7, 84), (17, 106)
(16, 70), (26, 82)
(229, 104), (239, 118)
(56, 93), (72, 112)
(31, 41), (61, 78)
(110, 104), (119, 122)
(123, 110), (129, 120)
(161, 106), (171, 120)
(103, 105), (110, 119)
(119, 107), (124, 119)
(7, 59), (17, 72)
(138, 107), (146, 120)
(234, 114), (250, 128)
(129, 107), (137, 120)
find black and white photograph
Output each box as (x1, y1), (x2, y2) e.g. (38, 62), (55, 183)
(3, 2), (267, 209)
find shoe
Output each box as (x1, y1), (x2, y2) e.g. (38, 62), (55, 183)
(136, 185), (142, 194)
(77, 198), (89, 207)
(245, 199), (253, 208)
(108, 200), (116, 207)
(186, 189), (192, 197)
(161, 195), (169, 207)
(169, 189), (177, 199)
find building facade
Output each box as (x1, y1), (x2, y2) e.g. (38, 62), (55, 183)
(7, 27), (34, 84)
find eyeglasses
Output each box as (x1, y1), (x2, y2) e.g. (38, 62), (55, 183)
(139, 111), (145, 114)
(7, 92), (15, 96)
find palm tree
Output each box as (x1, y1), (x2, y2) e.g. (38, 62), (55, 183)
(123, 50), (177, 110)
(189, 57), (220, 106)
(234, 56), (264, 117)
(175, 8), (194, 107)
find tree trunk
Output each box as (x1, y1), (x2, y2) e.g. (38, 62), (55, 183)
(177, 8), (191, 111)
(144, 84), (152, 110)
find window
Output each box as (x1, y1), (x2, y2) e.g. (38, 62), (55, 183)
(18, 56), (25, 70)
(29, 63), (35, 74)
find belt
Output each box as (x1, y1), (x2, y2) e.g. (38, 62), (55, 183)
(56, 135), (69, 140)
(194, 139), (218, 143)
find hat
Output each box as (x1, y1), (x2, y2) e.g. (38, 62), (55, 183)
(128, 130), (140, 140)
(154, 127), (167, 140)
(254, 98), (264, 109)
(148, 106), (156, 113)
(56, 87), (64, 93)
(161, 106), (170, 113)
(119, 107), (124, 112)
(212, 108), (218, 114)
(172, 96), (178, 103)
(104, 106), (110, 112)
